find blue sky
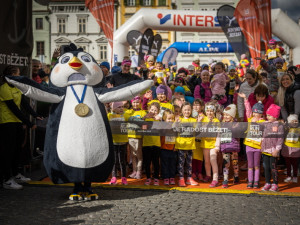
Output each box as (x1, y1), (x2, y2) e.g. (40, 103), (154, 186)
(272, 0), (300, 22)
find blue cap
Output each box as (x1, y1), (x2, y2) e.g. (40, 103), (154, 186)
(201, 64), (209, 70)
(252, 101), (264, 114)
(111, 66), (121, 74)
(100, 61), (110, 71)
(174, 86), (185, 95)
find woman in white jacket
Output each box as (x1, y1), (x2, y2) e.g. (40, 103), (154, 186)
(237, 69), (263, 122)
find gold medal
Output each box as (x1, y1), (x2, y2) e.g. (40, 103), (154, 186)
(75, 103), (89, 117)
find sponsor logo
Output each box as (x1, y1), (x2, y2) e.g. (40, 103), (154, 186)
(157, 13), (171, 25)
(157, 13), (220, 27)
(198, 44), (219, 53)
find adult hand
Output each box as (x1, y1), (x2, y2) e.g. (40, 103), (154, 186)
(106, 83), (113, 88)
(238, 92), (247, 99)
(36, 117), (44, 120)
(52, 48), (60, 59)
(292, 67), (300, 76)
(31, 125), (37, 130)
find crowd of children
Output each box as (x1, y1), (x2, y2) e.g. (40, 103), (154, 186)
(104, 44), (300, 192)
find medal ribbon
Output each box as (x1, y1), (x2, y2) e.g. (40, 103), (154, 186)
(70, 85), (87, 103)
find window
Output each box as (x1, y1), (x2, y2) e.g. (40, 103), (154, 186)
(143, 0), (152, 6)
(99, 45), (107, 60)
(36, 18), (43, 30)
(127, 0), (136, 6)
(129, 46), (135, 56)
(58, 18), (66, 33)
(158, 0), (166, 6)
(78, 18), (86, 33)
(36, 41), (44, 55)
(79, 46), (87, 51)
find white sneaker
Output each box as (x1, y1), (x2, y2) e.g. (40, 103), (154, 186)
(292, 177), (298, 183)
(15, 173), (31, 183)
(284, 177), (292, 183)
(3, 178), (23, 190)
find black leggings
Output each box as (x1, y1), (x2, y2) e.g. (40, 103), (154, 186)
(142, 146), (160, 179)
(111, 144), (127, 178)
(263, 154), (278, 184)
(0, 123), (23, 181)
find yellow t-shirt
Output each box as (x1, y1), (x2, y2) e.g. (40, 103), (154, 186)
(244, 118), (265, 149)
(193, 141), (204, 160)
(240, 59), (249, 68)
(143, 118), (161, 147)
(107, 113), (128, 144)
(199, 117), (220, 149)
(0, 83), (22, 124)
(151, 69), (166, 84)
(147, 100), (174, 114)
(266, 48), (280, 59)
(124, 109), (147, 139)
(228, 74), (236, 96)
(175, 117), (197, 150)
(285, 128), (300, 148)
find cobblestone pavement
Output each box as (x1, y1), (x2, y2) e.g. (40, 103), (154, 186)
(0, 185), (300, 225)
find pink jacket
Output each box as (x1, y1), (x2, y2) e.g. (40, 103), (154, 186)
(194, 82), (212, 103)
(247, 93), (274, 118)
(261, 121), (284, 154)
(211, 72), (227, 96)
(194, 82), (228, 105)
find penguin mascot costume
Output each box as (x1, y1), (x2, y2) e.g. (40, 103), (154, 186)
(6, 44), (153, 200)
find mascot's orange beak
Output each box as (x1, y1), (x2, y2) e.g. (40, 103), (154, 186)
(69, 57), (83, 70)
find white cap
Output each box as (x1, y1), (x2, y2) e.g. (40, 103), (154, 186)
(223, 104), (237, 118)
(287, 114), (298, 123)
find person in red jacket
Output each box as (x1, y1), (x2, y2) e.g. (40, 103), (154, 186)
(246, 84), (274, 119)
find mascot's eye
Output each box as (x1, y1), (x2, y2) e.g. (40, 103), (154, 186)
(81, 55), (91, 62)
(61, 56), (70, 64)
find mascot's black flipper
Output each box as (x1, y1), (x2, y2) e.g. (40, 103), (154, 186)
(6, 44), (153, 184)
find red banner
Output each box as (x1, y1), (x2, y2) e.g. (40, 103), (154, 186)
(85, 0), (114, 49)
(253, 0), (272, 51)
(234, 0), (261, 67)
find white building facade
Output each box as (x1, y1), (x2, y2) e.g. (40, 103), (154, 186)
(49, 0), (109, 64)
(174, 0), (238, 68)
(32, 1), (51, 64)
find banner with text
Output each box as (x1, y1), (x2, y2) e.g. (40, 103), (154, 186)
(109, 122), (297, 140)
(138, 28), (154, 66)
(0, 0), (33, 76)
(217, 5), (249, 61)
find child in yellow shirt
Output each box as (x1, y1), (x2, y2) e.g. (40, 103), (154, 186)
(107, 102), (128, 185)
(199, 102), (220, 187)
(175, 102), (201, 187)
(143, 102), (161, 186)
(124, 96), (147, 179)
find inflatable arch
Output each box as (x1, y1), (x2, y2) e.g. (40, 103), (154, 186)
(111, 8), (300, 64)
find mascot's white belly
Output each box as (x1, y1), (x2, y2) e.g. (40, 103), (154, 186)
(57, 85), (108, 168)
